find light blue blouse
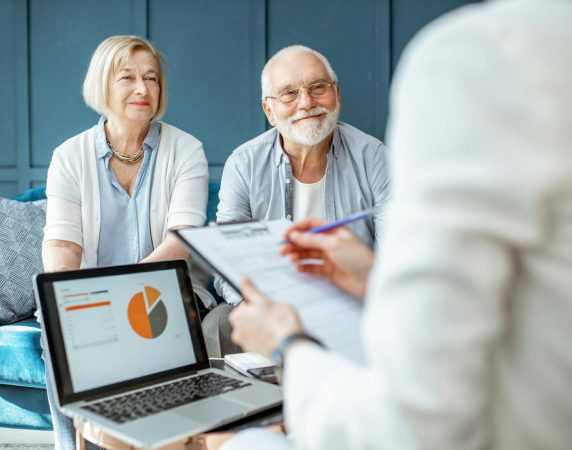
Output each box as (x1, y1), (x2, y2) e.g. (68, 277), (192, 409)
(94, 117), (161, 266)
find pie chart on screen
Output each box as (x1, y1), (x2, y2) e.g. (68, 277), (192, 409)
(127, 286), (168, 339)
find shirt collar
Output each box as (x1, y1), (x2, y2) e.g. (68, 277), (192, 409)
(273, 123), (341, 167)
(94, 116), (161, 159)
(273, 130), (286, 167)
(95, 117), (111, 159)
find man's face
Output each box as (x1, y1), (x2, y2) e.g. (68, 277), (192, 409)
(263, 52), (340, 147)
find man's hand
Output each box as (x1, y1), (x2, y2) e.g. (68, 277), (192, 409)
(281, 218), (374, 298)
(229, 279), (303, 357)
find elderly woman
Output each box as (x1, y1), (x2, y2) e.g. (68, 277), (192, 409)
(42, 36), (208, 450)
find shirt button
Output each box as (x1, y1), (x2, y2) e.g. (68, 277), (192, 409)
(286, 214), (292, 220)
(285, 179), (291, 184)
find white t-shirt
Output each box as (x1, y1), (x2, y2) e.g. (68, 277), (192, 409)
(292, 174), (326, 221)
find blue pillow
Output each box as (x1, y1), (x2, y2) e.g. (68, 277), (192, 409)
(0, 318), (45, 387)
(14, 187), (47, 203)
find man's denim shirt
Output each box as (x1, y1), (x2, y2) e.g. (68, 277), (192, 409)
(216, 122), (391, 304)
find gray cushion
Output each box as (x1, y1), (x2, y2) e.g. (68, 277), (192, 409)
(0, 199), (46, 324)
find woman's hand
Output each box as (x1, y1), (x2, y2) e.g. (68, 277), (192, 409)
(281, 218), (374, 298)
(139, 228), (191, 264)
(42, 239), (82, 272)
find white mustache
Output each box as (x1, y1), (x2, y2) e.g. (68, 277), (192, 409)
(288, 107), (330, 123)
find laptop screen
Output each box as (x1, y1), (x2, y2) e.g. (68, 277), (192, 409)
(54, 268), (197, 392)
(36, 261), (209, 404)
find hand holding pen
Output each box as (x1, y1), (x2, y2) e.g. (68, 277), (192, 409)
(301, 209), (374, 236)
(280, 215), (375, 298)
(281, 209), (374, 244)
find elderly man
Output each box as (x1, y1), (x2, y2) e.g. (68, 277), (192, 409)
(201, 46), (390, 357)
(214, 45), (391, 305)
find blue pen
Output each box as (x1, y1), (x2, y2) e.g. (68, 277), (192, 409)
(281, 208), (374, 244)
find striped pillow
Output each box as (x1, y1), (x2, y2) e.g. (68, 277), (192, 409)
(0, 199), (46, 324)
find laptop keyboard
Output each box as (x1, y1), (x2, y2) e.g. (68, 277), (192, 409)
(82, 372), (252, 423)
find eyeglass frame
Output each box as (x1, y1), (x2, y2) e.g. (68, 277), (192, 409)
(264, 81), (337, 105)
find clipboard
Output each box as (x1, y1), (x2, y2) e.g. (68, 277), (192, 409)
(172, 220), (269, 293)
(172, 220), (366, 362)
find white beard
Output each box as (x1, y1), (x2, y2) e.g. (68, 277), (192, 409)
(275, 104), (339, 146)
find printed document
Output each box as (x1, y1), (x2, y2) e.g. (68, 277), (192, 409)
(176, 220), (364, 362)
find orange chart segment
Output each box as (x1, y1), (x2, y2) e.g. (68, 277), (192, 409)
(145, 286), (161, 309)
(127, 292), (153, 339)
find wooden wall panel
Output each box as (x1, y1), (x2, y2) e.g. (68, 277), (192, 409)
(0, 0), (479, 195)
(150, 0), (266, 177)
(0, 0), (18, 169)
(268, 0), (391, 138)
(29, 0), (143, 167)
(391, 0), (480, 70)
(0, 182), (18, 199)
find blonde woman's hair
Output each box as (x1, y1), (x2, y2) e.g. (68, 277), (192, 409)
(82, 35), (167, 120)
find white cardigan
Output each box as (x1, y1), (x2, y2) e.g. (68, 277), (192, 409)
(43, 122), (208, 268)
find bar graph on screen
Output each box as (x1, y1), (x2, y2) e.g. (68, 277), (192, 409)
(61, 290), (117, 350)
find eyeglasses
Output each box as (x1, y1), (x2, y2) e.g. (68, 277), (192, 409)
(265, 81), (336, 105)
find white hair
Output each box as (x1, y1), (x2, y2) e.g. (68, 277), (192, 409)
(260, 45), (338, 100)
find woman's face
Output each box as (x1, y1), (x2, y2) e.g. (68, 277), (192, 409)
(107, 50), (160, 125)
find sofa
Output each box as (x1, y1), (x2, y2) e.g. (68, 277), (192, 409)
(0, 182), (221, 433)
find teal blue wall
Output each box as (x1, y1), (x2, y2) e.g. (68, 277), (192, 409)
(1, 0), (478, 197)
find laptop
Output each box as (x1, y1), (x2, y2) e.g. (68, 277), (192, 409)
(34, 260), (282, 449)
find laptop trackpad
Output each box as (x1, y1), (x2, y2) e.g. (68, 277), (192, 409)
(174, 398), (248, 423)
